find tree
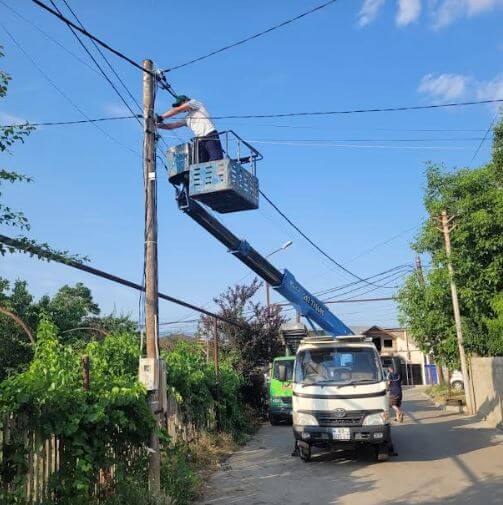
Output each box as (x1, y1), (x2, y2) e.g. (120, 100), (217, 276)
(398, 116), (503, 364)
(0, 279), (138, 379)
(198, 278), (286, 407)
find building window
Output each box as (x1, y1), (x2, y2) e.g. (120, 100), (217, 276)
(383, 339), (393, 348)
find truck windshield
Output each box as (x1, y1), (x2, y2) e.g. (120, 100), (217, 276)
(273, 360), (294, 381)
(294, 347), (382, 385)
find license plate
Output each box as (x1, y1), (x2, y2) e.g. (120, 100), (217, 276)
(331, 428), (350, 440)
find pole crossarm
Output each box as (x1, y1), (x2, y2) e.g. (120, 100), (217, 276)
(0, 234), (247, 330)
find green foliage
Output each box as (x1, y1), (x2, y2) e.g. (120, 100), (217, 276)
(163, 340), (250, 437)
(198, 278), (286, 409)
(0, 279), (139, 379)
(398, 117), (503, 362)
(0, 319), (153, 502)
(160, 442), (201, 505)
(485, 294), (503, 356)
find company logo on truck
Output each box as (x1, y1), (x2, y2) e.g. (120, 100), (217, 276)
(288, 278), (326, 317)
(303, 294), (325, 316)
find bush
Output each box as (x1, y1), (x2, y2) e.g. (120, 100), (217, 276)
(0, 319), (153, 502)
(163, 340), (252, 437)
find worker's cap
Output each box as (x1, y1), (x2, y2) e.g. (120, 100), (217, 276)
(172, 95), (190, 107)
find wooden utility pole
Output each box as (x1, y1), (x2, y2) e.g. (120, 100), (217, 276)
(415, 255), (425, 288)
(439, 211), (474, 414)
(143, 59), (161, 491)
(213, 318), (220, 430)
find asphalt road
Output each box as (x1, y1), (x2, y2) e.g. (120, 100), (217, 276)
(197, 388), (503, 505)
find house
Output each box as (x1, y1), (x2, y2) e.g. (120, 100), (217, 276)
(350, 325), (430, 385)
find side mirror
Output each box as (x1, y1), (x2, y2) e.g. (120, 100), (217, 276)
(278, 364), (287, 382)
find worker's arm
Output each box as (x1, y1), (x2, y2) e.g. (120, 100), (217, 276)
(159, 103), (191, 120)
(157, 120), (186, 130)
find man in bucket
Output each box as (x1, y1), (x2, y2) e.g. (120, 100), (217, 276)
(156, 95), (224, 163)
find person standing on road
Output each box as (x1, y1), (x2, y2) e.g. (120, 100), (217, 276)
(387, 365), (404, 422)
(156, 95), (224, 163)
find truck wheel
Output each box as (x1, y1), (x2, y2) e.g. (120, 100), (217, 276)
(300, 445), (312, 463)
(269, 415), (280, 426)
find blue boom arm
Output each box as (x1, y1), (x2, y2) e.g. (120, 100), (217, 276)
(177, 192), (353, 336)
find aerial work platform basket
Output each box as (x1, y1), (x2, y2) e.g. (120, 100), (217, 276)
(166, 131), (262, 214)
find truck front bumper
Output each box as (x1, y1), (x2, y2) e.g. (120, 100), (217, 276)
(293, 424), (390, 447)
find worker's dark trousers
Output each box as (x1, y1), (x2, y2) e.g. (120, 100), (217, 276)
(196, 131), (224, 163)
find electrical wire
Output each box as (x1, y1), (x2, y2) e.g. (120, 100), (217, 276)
(162, 0), (339, 72)
(0, 0), (102, 76)
(183, 98), (503, 120)
(0, 23), (140, 157)
(48, 0), (142, 128)
(31, 0), (177, 97)
(259, 189), (399, 288)
(0, 233), (248, 330)
(468, 110), (501, 167)
(1, 115), (140, 128)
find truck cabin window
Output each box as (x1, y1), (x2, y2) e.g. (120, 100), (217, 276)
(294, 347), (383, 385)
(273, 360), (294, 381)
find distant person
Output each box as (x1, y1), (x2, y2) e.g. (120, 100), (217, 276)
(387, 366), (404, 422)
(156, 95), (224, 163)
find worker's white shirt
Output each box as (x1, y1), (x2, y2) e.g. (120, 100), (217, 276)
(184, 99), (216, 138)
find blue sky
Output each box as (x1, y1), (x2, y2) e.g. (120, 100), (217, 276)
(1, 0), (502, 333)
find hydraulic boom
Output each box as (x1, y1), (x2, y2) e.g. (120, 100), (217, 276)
(177, 190), (353, 336)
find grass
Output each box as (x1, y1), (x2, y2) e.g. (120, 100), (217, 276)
(425, 384), (466, 405)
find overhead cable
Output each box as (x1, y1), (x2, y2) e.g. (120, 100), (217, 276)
(31, 0), (177, 96)
(162, 0), (339, 72)
(0, 23), (140, 157)
(468, 110), (500, 167)
(0, 234), (247, 330)
(50, 0), (142, 126)
(1, 115), (140, 128)
(202, 98), (503, 119)
(259, 189), (395, 288)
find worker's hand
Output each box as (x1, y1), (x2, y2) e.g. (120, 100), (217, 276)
(155, 114), (164, 124)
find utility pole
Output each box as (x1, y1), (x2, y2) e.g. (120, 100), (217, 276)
(143, 59), (161, 491)
(213, 318), (220, 430)
(438, 210), (474, 414)
(415, 255), (425, 288)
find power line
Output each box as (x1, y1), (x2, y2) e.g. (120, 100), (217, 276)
(0, 233), (247, 330)
(314, 265), (412, 298)
(48, 0), (142, 127)
(1, 115), (140, 128)
(32, 0), (147, 75)
(0, 0), (101, 76)
(259, 189), (397, 288)
(0, 23), (140, 157)
(200, 98), (503, 120)
(31, 0), (177, 97)
(163, 0), (339, 72)
(468, 110), (500, 167)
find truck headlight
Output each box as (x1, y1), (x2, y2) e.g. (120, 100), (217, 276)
(363, 411), (389, 426)
(293, 412), (318, 426)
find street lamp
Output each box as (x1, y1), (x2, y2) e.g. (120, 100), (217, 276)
(266, 240), (293, 259)
(265, 240), (293, 308)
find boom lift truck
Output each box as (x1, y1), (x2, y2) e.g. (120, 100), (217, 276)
(166, 133), (393, 463)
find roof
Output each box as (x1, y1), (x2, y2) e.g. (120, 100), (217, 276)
(350, 325), (405, 336)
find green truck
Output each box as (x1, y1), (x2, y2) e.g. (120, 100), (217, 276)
(268, 355), (295, 425)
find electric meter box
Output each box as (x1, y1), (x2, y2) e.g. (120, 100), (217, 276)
(138, 358), (160, 391)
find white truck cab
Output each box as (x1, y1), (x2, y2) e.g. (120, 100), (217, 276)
(290, 335), (392, 462)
